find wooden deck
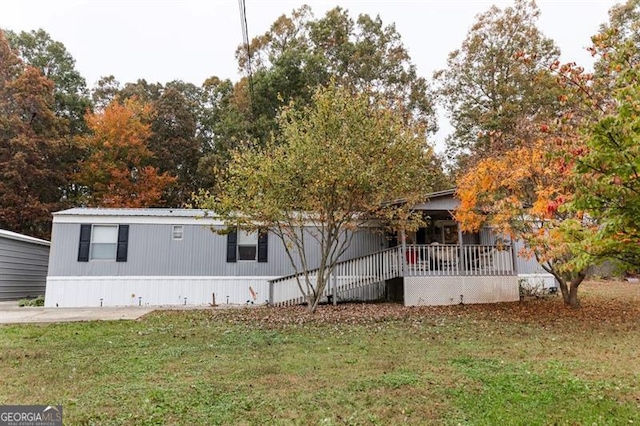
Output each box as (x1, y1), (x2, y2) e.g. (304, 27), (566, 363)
(268, 244), (515, 306)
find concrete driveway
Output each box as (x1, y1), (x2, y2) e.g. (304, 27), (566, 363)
(0, 301), (154, 324)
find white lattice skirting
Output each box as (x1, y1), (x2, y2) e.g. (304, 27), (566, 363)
(404, 276), (519, 306)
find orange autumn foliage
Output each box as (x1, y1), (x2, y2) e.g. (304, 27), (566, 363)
(455, 135), (593, 307)
(76, 97), (175, 207)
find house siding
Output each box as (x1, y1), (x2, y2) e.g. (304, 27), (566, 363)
(0, 233), (50, 300)
(48, 222), (387, 278)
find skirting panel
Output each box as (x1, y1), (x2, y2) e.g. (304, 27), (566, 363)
(404, 276), (519, 306)
(518, 273), (557, 291)
(45, 276), (273, 308)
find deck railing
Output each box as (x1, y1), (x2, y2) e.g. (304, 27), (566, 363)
(269, 247), (400, 306)
(268, 244), (514, 306)
(404, 244), (514, 276)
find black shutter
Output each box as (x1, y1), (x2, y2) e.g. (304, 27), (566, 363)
(116, 225), (129, 262)
(226, 229), (237, 263)
(416, 227), (426, 245)
(78, 224), (91, 262)
(257, 230), (268, 263)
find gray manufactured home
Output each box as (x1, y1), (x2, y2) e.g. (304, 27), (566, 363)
(0, 229), (50, 301)
(45, 208), (386, 307)
(46, 191), (554, 308)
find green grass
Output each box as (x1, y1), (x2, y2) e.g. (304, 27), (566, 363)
(1, 280), (639, 425)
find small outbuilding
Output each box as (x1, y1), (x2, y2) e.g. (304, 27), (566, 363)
(0, 229), (50, 301)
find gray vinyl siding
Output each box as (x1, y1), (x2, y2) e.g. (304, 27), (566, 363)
(48, 222), (386, 277)
(0, 236), (49, 300)
(513, 239), (549, 274)
(477, 227), (545, 274)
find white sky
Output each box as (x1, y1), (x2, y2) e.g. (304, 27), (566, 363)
(1, 0), (620, 149)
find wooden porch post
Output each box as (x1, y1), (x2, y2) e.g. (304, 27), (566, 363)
(331, 268), (337, 306)
(510, 235), (518, 275)
(400, 228), (407, 277)
(458, 225), (465, 275)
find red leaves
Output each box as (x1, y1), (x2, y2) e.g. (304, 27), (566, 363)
(546, 195), (566, 216)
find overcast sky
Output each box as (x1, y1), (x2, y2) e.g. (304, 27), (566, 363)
(2, 0), (621, 149)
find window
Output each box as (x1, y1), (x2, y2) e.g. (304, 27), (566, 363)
(237, 230), (258, 261)
(226, 228), (268, 263)
(90, 225), (118, 260)
(172, 225), (184, 240)
(78, 224), (129, 262)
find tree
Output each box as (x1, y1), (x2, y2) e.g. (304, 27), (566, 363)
(198, 83), (436, 312)
(256, 6), (436, 124)
(6, 29), (91, 135)
(76, 97), (175, 207)
(565, 1), (640, 271)
(592, 0), (640, 89)
(91, 78), (203, 206)
(217, 6), (438, 165)
(91, 75), (121, 111)
(455, 134), (593, 307)
(147, 87), (200, 206)
(435, 0), (562, 174)
(0, 31), (68, 239)
(195, 75), (271, 192)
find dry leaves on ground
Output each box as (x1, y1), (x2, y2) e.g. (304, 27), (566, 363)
(205, 279), (640, 331)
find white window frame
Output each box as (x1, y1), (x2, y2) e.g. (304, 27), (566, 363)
(237, 230), (258, 261)
(172, 225), (184, 240)
(90, 224), (118, 261)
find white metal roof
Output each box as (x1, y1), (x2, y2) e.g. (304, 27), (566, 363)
(0, 229), (51, 246)
(52, 208), (224, 226)
(53, 208), (215, 217)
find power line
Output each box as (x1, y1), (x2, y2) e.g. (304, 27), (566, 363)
(238, 0), (255, 116)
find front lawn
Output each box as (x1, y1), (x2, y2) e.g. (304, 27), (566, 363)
(1, 279), (638, 425)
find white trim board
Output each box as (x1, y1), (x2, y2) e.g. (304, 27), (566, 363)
(53, 216), (227, 226)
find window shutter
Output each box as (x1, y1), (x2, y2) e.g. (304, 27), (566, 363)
(416, 227), (426, 245)
(226, 229), (237, 263)
(116, 225), (129, 262)
(257, 230), (268, 263)
(78, 224), (91, 262)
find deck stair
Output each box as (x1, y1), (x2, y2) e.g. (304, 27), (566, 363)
(268, 247), (402, 306)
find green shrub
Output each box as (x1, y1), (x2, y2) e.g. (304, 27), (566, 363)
(18, 295), (45, 307)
